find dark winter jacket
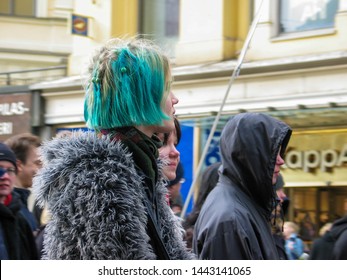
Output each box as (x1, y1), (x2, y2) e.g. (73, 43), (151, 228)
(183, 162), (221, 249)
(13, 187), (38, 232)
(33, 131), (195, 260)
(331, 215), (347, 259)
(0, 192), (38, 260)
(309, 231), (335, 260)
(193, 113), (292, 259)
(310, 215), (347, 260)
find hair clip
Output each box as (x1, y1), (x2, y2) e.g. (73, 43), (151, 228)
(92, 77), (99, 83)
(120, 67), (127, 74)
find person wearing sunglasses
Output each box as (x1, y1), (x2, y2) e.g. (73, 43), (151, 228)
(0, 142), (38, 259)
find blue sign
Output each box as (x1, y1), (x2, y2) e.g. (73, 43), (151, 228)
(177, 123), (194, 216)
(204, 129), (221, 166)
(56, 127), (91, 134)
(71, 14), (89, 36)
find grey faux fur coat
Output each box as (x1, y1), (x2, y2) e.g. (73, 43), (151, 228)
(33, 132), (195, 260)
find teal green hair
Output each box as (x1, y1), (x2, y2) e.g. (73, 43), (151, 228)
(84, 38), (171, 131)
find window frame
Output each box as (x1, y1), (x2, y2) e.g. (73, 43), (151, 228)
(0, 0), (36, 17)
(271, 0), (339, 40)
(138, 0), (180, 58)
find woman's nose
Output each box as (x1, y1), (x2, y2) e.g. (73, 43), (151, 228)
(171, 92), (179, 105)
(170, 146), (180, 157)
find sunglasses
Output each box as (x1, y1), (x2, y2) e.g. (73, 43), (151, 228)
(0, 167), (16, 177)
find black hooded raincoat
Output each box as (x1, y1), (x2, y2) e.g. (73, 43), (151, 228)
(193, 113), (292, 260)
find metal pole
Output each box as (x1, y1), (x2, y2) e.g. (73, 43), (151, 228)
(181, 0), (265, 218)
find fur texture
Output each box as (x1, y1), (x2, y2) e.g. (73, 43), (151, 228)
(33, 132), (195, 260)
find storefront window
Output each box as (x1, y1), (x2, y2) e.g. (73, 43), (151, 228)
(292, 188), (317, 241)
(0, 0), (35, 17)
(139, 0), (179, 58)
(289, 186), (347, 248)
(279, 0), (339, 33)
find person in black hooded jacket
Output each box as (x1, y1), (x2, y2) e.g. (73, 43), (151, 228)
(271, 173), (290, 260)
(193, 112), (292, 260)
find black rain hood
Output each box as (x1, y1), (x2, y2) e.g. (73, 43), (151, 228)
(219, 112), (292, 217)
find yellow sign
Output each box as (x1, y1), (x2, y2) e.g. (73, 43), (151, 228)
(282, 129), (347, 187)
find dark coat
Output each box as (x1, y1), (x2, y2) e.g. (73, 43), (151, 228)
(0, 192), (38, 260)
(273, 234), (288, 260)
(193, 113), (292, 259)
(310, 215), (347, 260)
(13, 187), (38, 231)
(33, 131), (194, 260)
(309, 231), (336, 260)
(331, 215), (347, 259)
(183, 162), (221, 249)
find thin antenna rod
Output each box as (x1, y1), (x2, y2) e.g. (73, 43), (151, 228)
(181, 0), (265, 218)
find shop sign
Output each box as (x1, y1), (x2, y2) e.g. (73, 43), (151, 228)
(0, 94), (31, 141)
(285, 144), (347, 172)
(71, 14), (90, 37)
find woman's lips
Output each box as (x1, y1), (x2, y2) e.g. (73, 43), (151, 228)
(168, 162), (177, 168)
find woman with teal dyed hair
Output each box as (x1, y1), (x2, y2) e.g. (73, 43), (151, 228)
(33, 37), (195, 260)
(84, 37), (176, 133)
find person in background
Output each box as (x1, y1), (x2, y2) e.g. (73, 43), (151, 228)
(310, 198), (347, 260)
(309, 222), (333, 260)
(328, 213), (347, 259)
(157, 117), (181, 182)
(319, 222), (333, 237)
(157, 117), (183, 215)
(274, 173), (290, 216)
(193, 112), (292, 259)
(166, 162), (185, 216)
(0, 142), (38, 260)
(271, 173), (289, 259)
(183, 162), (221, 250)
(33, 37), (194, 260)
(299, 213), (316, 243)
(329, 198), (347, 259)
(4, 133), (42, 233)
(283, 221), (305, 260)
